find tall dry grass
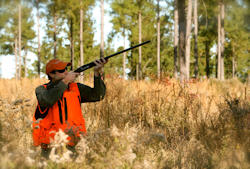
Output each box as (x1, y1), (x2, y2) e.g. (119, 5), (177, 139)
(0, 77), (249, 169)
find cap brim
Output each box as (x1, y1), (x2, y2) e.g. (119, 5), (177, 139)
(57, 62), (71, 70)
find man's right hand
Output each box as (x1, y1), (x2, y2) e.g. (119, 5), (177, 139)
(62, 71), (80, 85)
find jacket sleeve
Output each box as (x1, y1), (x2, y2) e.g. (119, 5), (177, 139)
(77, 75), (106, 103)
(35, 81), (68, 107)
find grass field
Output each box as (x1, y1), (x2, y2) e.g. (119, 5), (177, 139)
(0, 77), (249, 169)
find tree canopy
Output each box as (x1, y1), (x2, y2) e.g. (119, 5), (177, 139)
(0, 0), (249, 82)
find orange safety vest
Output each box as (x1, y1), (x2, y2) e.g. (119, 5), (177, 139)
(32, 82), (86, 146)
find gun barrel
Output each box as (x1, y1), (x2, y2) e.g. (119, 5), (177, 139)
(74, 40), (150, 73)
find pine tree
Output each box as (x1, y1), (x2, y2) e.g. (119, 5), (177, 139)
(100, 0), (104, 59)
(42, 0), (63, 60)
(193, 0), (198, 78)
(224, 0), (250, 81)
(177, 0), (186, 82)
(110, 0), (131, 78)
(174, 0), (178, 79)
(185, 0), (192, 80)
(0, 0), (35, 79)
(18, 4), (22, 79)
(156, 0), (161, 79)
(127, 0), (157, 79)
(35, 0), (41, 77)
(198, 0), (217, 78)
(220, 0), (225, 80)
(38, 0), (95, 74)
(79, 0), (84, 81)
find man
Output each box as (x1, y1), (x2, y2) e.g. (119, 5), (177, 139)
(32, 58), (107, 159)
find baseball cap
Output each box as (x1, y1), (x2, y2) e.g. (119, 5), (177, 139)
(46, 59), (71, 75)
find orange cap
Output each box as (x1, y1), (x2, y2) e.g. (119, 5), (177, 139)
(46, 59), (71, 75)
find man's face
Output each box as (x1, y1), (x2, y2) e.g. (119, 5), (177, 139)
(49, 68), (68, 82)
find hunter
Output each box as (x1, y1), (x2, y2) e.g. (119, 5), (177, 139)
(32, 58), (107, 158)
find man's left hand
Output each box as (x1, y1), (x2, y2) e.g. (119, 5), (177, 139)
(93, 58), (108, 76)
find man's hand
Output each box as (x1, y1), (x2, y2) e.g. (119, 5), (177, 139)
(62, 71), (80, 85)
(93, 58), (108, 76)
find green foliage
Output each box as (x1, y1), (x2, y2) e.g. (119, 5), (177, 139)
(0, 0), (249, 81)
(110, 0), (174, 79)
(0, 1), (35, 78)
(224, 0), (250, 81)
(31, 0), (97, 75)
(4, 2), (35, 49)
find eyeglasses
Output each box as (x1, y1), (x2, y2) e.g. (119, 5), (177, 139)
(51, 68), (67, 74)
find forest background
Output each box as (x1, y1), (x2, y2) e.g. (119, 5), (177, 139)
(0, 0), (249, 82)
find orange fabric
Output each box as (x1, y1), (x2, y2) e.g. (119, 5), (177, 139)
(32, 83), (86, 146)
(45, 59), (71, 75)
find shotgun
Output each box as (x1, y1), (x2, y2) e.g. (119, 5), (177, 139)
(74, 40), (150, 73)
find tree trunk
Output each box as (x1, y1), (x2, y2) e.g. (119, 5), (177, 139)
(18, 5), (22, 80)
(138, 11), (142, 80)
(15, 37), (18, 80)
(174, 0), (178, 79)
(70, 18), (74, 70)
(178, 0), (186, 82)
(36, 0), (41, 78)
(123, 29), (126, 79)
(194, 0), (198, 78)
(24, 49), (27, 77)
(100, 0), (104, 59)
(220, 0), (225, 80)
(205, 41), (210, 78)
(217, 4), (221, 80)
(185, 0), (192, 80)
(157, 0), (161, 80)
(80, 2), (84, 81)
(136, 64), (139, 80)
(232, 43), (236, 78)
(53, 11), (57, 58)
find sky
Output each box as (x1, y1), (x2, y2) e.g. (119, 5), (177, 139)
(0, 1), (126, 79)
